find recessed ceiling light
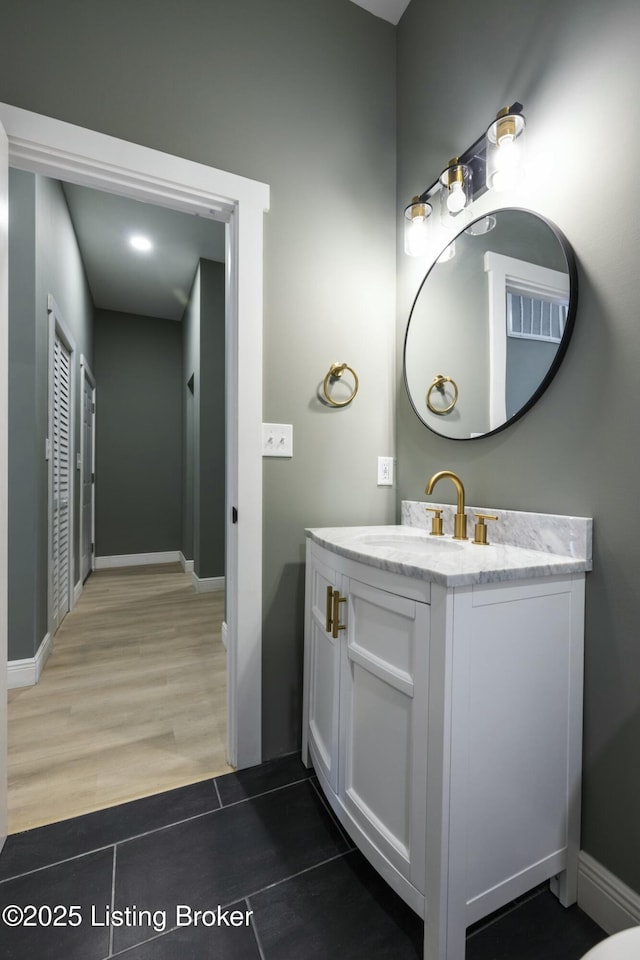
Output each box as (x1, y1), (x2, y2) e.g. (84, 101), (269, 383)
(129, 234), (153, 252)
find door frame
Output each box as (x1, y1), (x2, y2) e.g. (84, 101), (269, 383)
(0, 105), (269, 811)
(78, 354), (96, 588)
(484, 250), (570, 431)
(47, 296), (76, 634)
(0, 116), (8, 846)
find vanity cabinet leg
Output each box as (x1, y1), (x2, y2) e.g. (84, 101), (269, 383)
(550, 852), (578, 907)
(423, 914), (466, 960)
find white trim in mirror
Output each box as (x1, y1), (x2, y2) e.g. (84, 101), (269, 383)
(484, 251), (570, 431)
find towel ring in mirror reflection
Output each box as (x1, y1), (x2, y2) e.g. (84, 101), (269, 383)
(426, 374), (458, 415)
(323, 362), (359, 407)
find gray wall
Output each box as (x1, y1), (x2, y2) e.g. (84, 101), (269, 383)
(0, 0), (397, 756)
(8, 170), (37, 662)
(397, 0), (640, 895)
(197, 260), (225, 580)
(181, 259), (225, 580)
(94, 310), (182, 557)
(35, 176), (95, 597)
(8, 171), (94, 660)
(405, 240), (492, 437)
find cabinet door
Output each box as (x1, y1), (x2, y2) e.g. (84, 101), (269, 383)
(306, 550), (343, 792)
(339, 577), (429, 891)
(461, 578), (582, 915)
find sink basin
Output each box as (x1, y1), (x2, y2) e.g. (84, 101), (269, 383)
(356, 532), (464, 553)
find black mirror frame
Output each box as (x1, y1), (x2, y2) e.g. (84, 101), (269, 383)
(402, 208), (578, 441)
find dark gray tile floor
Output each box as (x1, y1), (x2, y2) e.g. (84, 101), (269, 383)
(0, 754), (606, 959)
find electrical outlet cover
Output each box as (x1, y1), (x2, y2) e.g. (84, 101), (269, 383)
(377, 456), (394, 485)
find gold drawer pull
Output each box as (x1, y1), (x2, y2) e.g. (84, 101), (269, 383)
(325, 586), (334, 633)
(332, 590), (346, 639)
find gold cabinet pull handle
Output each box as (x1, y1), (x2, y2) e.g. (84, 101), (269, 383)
(426, 374), (458, 415)
(331, 590), (346, 639)
(325, 586), (334, 633)
(323, 362), (359, 407)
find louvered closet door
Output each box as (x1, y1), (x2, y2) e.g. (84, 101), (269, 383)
(52, 334), (72, 630)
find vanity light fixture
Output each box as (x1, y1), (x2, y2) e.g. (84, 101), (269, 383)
(403, 197), (432, 257)
(403, 102), (525, 256)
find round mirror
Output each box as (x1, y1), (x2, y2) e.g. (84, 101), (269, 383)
(403, 209), (577, 440)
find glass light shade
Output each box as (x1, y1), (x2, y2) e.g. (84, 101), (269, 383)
(439, 161), (472, 225)
(486, 111), (525, 192)
(465, 215), (497, 237)
(437, 240), (456, 263)
(404, 199), (432, 257)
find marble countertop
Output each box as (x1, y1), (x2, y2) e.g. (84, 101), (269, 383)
(306, 505), (592, 587)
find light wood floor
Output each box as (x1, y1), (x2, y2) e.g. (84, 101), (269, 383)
(8, 563), (232, 834)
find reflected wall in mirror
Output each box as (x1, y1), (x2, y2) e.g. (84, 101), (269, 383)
(403, 209), (578, 440)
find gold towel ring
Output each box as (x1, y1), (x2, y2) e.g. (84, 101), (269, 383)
(426, 374), (458, 415)
(323, 362), (359, 407)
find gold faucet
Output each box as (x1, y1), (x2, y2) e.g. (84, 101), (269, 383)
(425, 470), (468, 540)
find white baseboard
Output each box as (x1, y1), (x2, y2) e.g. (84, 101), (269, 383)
(578, 851), (640, 934)
(192, 573), (225, 593)
(73, 579), (83, 605)
(179, 552), (194, 574)
(221, 620), (228, 650)
(95, 551), (181, 570)
(8, 632), (53, 689)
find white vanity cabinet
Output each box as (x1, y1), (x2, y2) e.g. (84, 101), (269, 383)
(302, 532), (586, 960)
(304, 544), (342, 793)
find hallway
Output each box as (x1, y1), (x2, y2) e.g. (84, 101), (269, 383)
(8, 564), (230, 833)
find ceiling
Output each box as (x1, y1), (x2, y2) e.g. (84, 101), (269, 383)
(347, 0), (410, 24)
(63, 183), (225, 322)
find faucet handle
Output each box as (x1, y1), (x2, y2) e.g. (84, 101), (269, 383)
(425, 507), (444, 536)
(472, 513), (498, 546)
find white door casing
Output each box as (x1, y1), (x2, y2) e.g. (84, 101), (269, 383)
(48, 299), (75, 632)
(0, 104), (269, 842)
(0, 113), (9, 852)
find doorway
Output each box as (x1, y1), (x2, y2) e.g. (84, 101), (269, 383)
(5, 174), (232, 831)
(0, 102), (269, 848)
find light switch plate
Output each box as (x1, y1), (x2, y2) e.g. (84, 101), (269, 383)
(262, 423), (293, 457)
